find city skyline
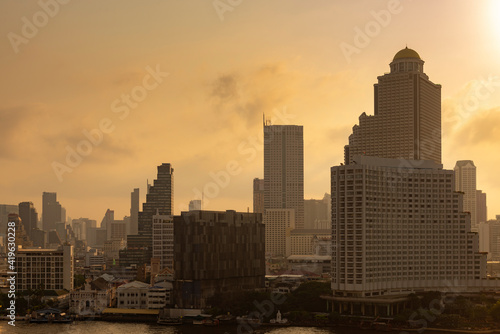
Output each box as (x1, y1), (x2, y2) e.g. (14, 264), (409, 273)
(1, 1), (500, 221)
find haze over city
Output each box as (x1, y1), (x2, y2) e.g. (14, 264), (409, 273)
(1, 0), (499, 222)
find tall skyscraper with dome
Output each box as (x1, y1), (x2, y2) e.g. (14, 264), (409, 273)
(344, 47), (441, 165)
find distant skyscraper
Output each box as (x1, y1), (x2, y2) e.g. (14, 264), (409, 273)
(8, 213), (32, 249)
(121, 163), (174, 266)
(304, 194), (331, 230)
(0, 204), (18, 234)
(477, 190), (487, 224)
(42, 192), (62, 231)
(253, 178), (264, 214)
(264, 208), (295, 257)
(130, 188), (139, 235)
(344, 47), (441, 165)
(138, 163), (174, 238)
(455, 160), (477, 230)
(152, 212), (174, 271)
(188, 200), (201, 211)
(264, 124), (304, 229)
(18, 202), (38, 239)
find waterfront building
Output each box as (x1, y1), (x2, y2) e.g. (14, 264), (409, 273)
(173, 210), (265, 309)
(17, 244), (74, 291)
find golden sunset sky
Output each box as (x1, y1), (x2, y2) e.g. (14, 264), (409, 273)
(1, 0), (499, 223)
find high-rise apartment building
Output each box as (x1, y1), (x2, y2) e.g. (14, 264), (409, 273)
(326, 48), (495, 316)
(0, 204), (18, 235)
(8, 213), (32, 249)
(253, 178), (264, 214)
(152, 212), (174, 271)
(138, 163), (174, 238)
(344, 47), (441, 165)
(264, 208), (295, 257)
(18, 202), (38, 239)
(455, 160), (477, 230)
(121, 163), (173, 266)
(304, 194), (331, 230)
(130, 188), (139, 235)
(264, 124), (304, 229)
(331, 156), (486, 300)
(42, 192), (62, 231)
(477, 190), (487, 224)
(188, 199), (201, 211)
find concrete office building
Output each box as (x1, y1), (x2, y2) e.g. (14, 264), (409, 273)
(130, 188), (139, 235)
(173, 210), (265, 309)
(344, 47), (441, 166)
(286, 229), (331, 256)
(264, 208), (295, 258)
(264, 123), (304, 229)
(42, 192), (62, 232)
(152, 212), (174, 271)
(304, 194), (331, 229)
(188, 200), (201, 211)
(477, 190), (487, 224)
(0, 204), (18, 236)
(18, 202), (38, 239)
(455, 160), (478, 230)
(17, 244), (74, 291)
(253, 178), (264, 214)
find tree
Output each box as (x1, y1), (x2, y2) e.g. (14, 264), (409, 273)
(489, 300), (500, 322)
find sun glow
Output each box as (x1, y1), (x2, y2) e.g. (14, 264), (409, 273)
(489, 0), (500, 38)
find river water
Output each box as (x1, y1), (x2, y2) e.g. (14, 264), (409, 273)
(0, 322), (397, 334)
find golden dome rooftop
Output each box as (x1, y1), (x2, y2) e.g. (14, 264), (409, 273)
(393, 47), (421, 61)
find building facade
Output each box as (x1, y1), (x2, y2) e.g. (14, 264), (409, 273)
(331, 156), (486, 298)
(42, 192), (62, 232)
(455, 160), (478, 230)
(152, 213), (174, 271)
(344, 47), (441, 166)
(253, 178), (264, 214)
(17, 244), (74, 291)
(265, 208), (295, 257)
(264, 124), (304, 229)
(18, 202), (38, 239)
(173, 210), (265, 309)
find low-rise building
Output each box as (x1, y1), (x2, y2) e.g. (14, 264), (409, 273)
(17, 244), (74, 291)
(69, 278), (114, 315)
